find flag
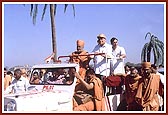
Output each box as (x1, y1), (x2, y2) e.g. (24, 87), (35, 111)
(44, 52), (55, 63)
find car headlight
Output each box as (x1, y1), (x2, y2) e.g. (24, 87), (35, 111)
(7, 101), (16, 111)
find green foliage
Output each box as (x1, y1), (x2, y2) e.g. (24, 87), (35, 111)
(26, 4), (75, 59)
(141, 32), (164, 67)
(29, 4), (75, 25)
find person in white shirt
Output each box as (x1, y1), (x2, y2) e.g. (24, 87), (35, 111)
(110, 37), (126, 75)
(91, 33), (112, 80)
(4, 69), (30, 94)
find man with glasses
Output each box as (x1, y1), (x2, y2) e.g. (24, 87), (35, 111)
(91, 33), (112, 81)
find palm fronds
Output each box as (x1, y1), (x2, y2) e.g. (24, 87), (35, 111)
(64, 4), (75, 17)
(41, 4), (47, 21)
(141, 32), (164, 67)
(29, 4), (75, 25)
(28, 4), (76, 59)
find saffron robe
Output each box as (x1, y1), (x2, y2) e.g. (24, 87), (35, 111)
(135, 74), (160, 111)
(70, 50), (90, 79)
(125, 75), (142, 110)
(73, 77), (105, 111)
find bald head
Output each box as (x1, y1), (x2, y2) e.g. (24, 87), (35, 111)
(76, 40), (85, 52)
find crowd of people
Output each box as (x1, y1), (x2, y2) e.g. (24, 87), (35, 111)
(4, 68), (30, 94)
(68, 33), (164, 111)
(3, 33), (164, 111)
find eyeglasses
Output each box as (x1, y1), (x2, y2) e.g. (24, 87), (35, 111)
(98, 37), (105, 40)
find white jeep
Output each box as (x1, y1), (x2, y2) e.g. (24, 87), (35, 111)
(3, 63), (79, 112)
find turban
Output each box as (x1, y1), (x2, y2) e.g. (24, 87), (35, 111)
(77, 40), (85, 47)
(142, 62), (151, 69)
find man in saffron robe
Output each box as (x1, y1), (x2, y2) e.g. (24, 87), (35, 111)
(70, 40), (90, 80)
(135, 62), (161, 111)
(73, 68), (106, 111)
(125, 67), (142, 110)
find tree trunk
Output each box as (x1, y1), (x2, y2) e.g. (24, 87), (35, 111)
(50, 4), (57, 60)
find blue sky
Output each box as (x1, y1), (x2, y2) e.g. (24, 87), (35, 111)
(3, 2), (165, 68)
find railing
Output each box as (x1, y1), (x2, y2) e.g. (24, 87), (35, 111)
(58, 53), (105, 60)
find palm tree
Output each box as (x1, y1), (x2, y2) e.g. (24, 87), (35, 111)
(141, 32), (164, 67)
(29, 4), (75, 60)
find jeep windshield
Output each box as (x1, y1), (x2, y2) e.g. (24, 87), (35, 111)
(30, 67), (76, 85)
